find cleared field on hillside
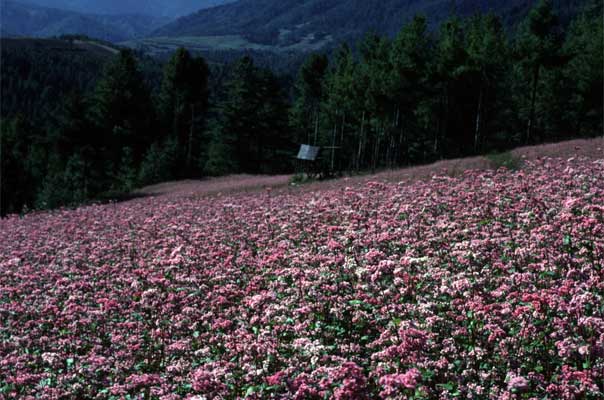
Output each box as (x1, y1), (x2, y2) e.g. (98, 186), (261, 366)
(122, 33), (333, 56)
(1, 140), (603, 398)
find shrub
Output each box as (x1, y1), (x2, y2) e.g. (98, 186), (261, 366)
(486, 151), (523, 170)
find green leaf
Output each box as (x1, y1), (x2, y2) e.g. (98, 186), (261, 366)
(0, 384), (13, 394)
(436, 382), (455, 391)
(563, 235), (572, 246)
(38, 377), (52, 388)
(421, 369), (435, 380)
(245, 386), (257, 397)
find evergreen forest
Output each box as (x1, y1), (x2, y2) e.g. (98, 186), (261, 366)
(1, 0), (602, 216)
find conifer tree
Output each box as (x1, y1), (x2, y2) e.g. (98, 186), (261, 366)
(322, 44), (359, 171)
(290, 53), (328, 145)
(357, 33), (393, 171)
(515, 0), (564, 143)
(159, 48), (210, 174)
(465, 14), (508, 151)
(562, 2), (604, 136)
(91, 49), (155, 169)
(0, 116), (35, 215)
(433, 17), (467, 157)
(206, 56), (292, 175)
(390, 15), (432, 164)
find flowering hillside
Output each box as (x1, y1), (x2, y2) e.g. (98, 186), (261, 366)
(1, 154), (603, 398)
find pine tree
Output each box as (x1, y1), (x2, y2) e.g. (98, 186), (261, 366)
(159, 48), (210, 175)
(216, 56), (259, 173)
(255, 69), (292, 173)
(206, 56), (292, 175)
(322, 44), (359, 171)
(562, 2), (603, 136)
(433, 17), (468, 157)
(515, 0), (564, 143)
(357, 32), (393, 171)
(390, 15), (432, 164)
(465, 14), (508, 152)
(290, 53), (328, 145)
(91, 49), (155, 169)
(0, 116), (36, 215)
(48, 91), (92, 159)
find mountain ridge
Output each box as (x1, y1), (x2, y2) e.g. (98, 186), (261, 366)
(6, 0), (235, 18)
(0, 0), (171, 42)
(152, 0), (587, 49)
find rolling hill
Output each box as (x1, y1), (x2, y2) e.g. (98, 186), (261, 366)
(149, 0), (587, 52)
(6, 0), (236, 18)
(0, 0), (170, 42)
(0, 37), (120, 121)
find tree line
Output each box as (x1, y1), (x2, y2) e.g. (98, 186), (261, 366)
(0, 44), (291, 215)
(291, 0), (602, 173)
(1, 0), (602, 216)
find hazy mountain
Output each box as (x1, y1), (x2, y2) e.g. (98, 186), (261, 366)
(0, 0), (170, 42)
(6, 0), (236, 18)
(153, 0), (587, 49)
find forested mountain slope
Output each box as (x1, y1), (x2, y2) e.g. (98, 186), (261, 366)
(153, 0), (587, 48)
(0, 38), (117, 118)
(0, 0), (169, 42)
(7, 0), (235, 18)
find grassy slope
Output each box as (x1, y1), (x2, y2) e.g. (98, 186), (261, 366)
(121, 34), (333, 56)
(0, 37), (120, 57)
(134, 138), (604, 200)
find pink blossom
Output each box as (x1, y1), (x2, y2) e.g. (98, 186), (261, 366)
(379, 368), (422, 396)
(1, 149), (603, 398)
(266, 371), (287, 386)
(507, 375), (530, 392)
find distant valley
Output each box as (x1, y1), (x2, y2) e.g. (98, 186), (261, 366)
(1, 0), (590, 53)
(132, 0), (587, 55)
